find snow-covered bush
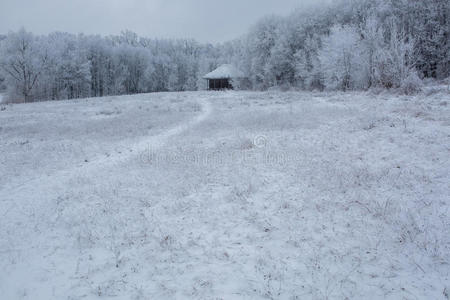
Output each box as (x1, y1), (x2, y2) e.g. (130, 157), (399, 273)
(401, 71), (423, 95)
(444, 77), (450, 92)
(230, 78), (251, 91)
(0, 76), (5, 91)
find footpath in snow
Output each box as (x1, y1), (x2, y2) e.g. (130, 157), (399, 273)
(0, 91), (449, 299)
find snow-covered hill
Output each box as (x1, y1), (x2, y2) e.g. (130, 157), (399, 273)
(0, 91), (449, 299)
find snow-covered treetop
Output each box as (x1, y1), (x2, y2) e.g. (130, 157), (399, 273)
(203, 64), (245, 79)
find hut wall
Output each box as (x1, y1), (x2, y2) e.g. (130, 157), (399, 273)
(208, 79), (232, 90)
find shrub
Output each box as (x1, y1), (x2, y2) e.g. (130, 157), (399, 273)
(401, 71), (423, 95)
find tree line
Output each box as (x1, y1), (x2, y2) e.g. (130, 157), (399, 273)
(231, 0), (449, 92)
(0, 30), (209, 102)
(0, 0), (448, 102)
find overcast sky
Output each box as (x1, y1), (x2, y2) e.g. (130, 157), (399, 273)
(0, 0), (316, 43)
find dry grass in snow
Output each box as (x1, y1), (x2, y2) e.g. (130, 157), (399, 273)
(0, 90), (449, 299)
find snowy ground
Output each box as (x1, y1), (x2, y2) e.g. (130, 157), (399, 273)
(0, 91), (449, 299)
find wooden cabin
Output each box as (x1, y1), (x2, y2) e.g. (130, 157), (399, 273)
(203, 64), (245, 90)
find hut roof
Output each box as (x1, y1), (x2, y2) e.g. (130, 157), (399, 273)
(203, 64), (245, 79)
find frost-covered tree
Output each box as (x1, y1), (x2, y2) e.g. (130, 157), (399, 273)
(116, 45), (149, 94)
(319, 25), (368, 91)
(247, 16), (281, 89)
(0, 29), (48, 102)
(294, 35), (322, 90)
(266, 24), (296, 87)
(38, 32), (91, 100)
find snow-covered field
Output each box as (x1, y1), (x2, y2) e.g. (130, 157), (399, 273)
(0, 91), (449, 299)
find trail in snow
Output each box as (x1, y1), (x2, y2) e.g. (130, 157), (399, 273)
(1, 97), (212, 195)
(0, 97), (212, 252)
(88, 96), (212, 168)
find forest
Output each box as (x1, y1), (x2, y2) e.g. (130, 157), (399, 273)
(0, 0), (448, 102)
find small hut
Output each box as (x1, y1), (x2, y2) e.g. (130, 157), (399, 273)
(203, 64), (245, 90)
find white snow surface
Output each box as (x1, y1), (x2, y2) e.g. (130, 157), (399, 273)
(0, 91), (449, 299)
(203, 64), (245, 79)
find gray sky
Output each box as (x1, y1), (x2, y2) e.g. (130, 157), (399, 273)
(0, 0), (313, 43)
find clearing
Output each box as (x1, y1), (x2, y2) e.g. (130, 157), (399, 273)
(0, 91), (449, 299)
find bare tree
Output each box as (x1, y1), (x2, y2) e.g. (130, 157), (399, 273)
(0, 29), (48, 102)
